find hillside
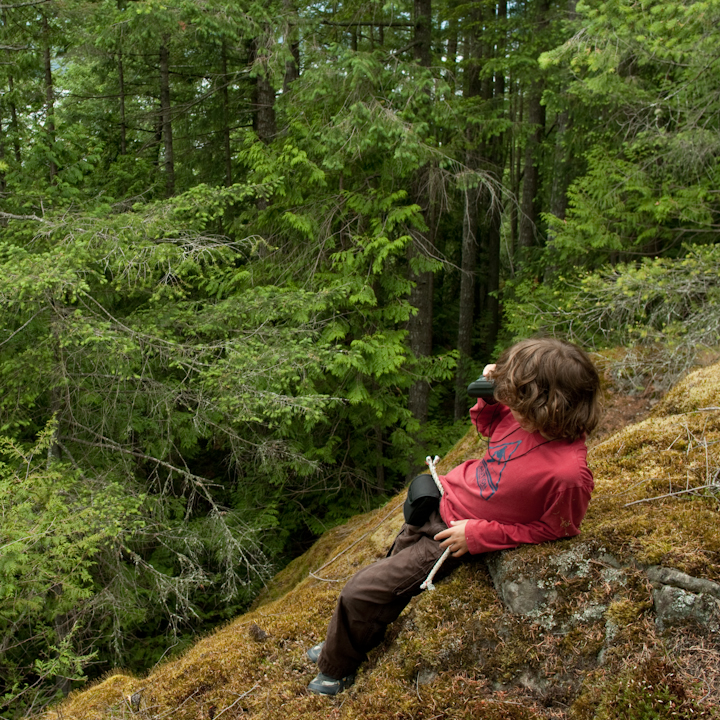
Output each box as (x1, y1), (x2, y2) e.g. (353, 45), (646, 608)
(49, 364), (720, 720)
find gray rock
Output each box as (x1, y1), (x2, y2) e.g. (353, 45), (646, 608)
(653, 585), (720, 631)
(549, 545), (593, 578)
(485, 554), (556, 615)
(571, 603), (607, 625)
(417, 668), (438, 686)
(596, 552), (622, 569)
(501, 577), (553, 615)
(647, 566), (720, 599)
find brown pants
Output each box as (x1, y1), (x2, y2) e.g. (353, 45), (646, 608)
(317, 510), (460, 679)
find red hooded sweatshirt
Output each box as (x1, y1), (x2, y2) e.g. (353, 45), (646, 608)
(439, 399), (594, 555)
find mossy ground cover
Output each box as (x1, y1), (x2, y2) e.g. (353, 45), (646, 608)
(48, 364), (720, 720)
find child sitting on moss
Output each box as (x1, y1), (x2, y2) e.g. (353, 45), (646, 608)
(307, 337), (602, 696)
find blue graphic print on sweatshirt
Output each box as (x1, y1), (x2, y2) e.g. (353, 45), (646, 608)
(475, 439), (522, 500)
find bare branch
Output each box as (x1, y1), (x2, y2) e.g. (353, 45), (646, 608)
(625, 482), (720, 507)
(0, 0), (51, 7)
(0, 308), (49, 348)
(321, 20), (414, 27)
(0, 211), (45, 222)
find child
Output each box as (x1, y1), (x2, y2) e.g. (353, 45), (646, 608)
(307, 337), (601, 696)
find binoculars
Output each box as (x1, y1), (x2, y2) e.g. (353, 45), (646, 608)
(467, 376), (496, 399)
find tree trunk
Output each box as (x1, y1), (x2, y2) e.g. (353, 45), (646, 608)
(407, 0), (434, 426)
(414, 0), (431, 66)
(465, 4), (482, 98)
(251, 38), (276, 144)
(454, 184), (479, 420)
(117, 48), (127, 156)
(481, 5), (493, 102)
(42, 13), (56, 184)
(549, 109), (570, 222)
(7, 75), (20, 163)
(453, 9), (481, 419)
(549, 0), (577, 221)
(485, 0), (507, 347)
(481, 183), (502, 349)
(453, 0), (489, 419)
(2, 10), (21, 164)
(509, 79), (522, 256)
(495, 0), (507, 101)
(446, 15), (458, 92)
(454, 0), (508, 418)
(283, 1), (300, 93)
(159, 40), (175, 197)
(407, 236), (434, 425)
(517, 0), (550, 251)
(517, 81), (545, 249)
(0, 114), (6, 194)
(154, 114), (163, 169)
(118, 47), (127, 155)
(221, 43), (232, 186)
(284, 39), (300, 90)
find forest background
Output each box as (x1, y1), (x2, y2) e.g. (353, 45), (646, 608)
(1, 0), (719, 715)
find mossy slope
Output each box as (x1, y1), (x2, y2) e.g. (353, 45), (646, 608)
(49, 364), (720, 720)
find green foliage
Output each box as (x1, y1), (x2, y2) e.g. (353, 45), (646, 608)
(0, 421), (143, 714)
(538, 0), (720, 272)
(12, 0), (720, 712)
(544, 146), (715, 270)
(0, 123), (457, 704)
(503, 243), (720, 392)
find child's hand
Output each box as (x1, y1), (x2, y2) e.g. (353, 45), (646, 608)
(434, 520), (469, 557)
(482, 363), (496, 378)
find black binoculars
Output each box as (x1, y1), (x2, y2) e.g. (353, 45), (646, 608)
(467, 376), (496, 399)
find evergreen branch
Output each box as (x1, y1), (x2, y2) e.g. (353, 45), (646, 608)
(59, 427), (271, 580)
(76, 294), (222, 361)
(60, 433), (221, 495)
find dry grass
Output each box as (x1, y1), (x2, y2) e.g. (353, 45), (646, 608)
(47, 363), (720, 720)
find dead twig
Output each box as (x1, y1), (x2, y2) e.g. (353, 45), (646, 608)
(608, 477), (656, 497)
(213, 684), (260, 720)
(624, 482), (720, 507)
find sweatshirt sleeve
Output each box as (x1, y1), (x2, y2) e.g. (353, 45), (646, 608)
(469, 399), (503, 437)
(463, 484), (592, 554)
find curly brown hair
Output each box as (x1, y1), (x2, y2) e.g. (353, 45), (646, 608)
(491, 338), (601, 440)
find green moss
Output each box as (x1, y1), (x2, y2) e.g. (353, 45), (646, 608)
(606, 599), (650, 628)
(559, 627), (605, 659)
(593, 657), (716, 720)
